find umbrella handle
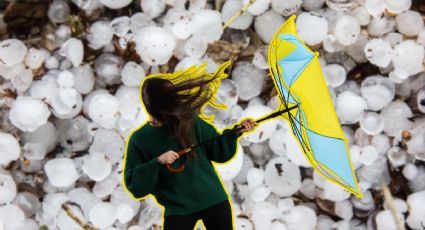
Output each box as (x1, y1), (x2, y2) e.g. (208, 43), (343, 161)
(166, 148), (192, 173)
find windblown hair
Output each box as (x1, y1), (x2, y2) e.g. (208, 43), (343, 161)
(140, 61), (232, 160)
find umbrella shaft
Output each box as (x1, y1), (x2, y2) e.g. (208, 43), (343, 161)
(189, 105), (298, 150)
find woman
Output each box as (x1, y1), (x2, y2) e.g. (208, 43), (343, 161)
(122, 62), (257, 230)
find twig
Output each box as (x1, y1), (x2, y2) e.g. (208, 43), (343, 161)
(61, 203), (98, 230)
(222, 0), (257, 30)
(381, 182), (405, 230)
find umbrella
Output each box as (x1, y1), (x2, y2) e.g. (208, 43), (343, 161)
(267, 15), (363, 199)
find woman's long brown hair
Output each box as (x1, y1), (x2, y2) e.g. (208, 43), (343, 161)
(140, 61), (232, 161)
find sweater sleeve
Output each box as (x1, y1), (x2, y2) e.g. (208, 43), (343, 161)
(123, 132), (163, 199)
(197, 117), (242, 164)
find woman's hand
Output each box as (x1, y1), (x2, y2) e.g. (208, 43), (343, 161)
(157, 150), (180, 164)
(238, 118), (258, 134)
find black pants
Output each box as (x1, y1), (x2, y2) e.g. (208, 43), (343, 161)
(163, 199), (234, 230)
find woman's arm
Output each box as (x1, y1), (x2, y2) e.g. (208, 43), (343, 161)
(122, 132), (163, 199)
(197, 117), (242, 164)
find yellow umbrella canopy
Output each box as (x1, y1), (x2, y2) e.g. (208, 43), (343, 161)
(268, 15), (363, 199)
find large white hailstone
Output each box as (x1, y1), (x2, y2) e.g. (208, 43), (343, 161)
(11, 67), (33, 92)
(9, 96), (51, 132)
(389, 68), (409, 84)
(240, 105), (278, 143)
(82, 151), (112, 181)
(364, 39), (393, 68)
(71, 64), (95, 95)
(0, 39), (27, 67)
(0, 132), (20, 166)
(271, 0), (301, 17)
(0, 62), (23, 80)
(135, 26), (176, 65)
(371, 134), (390, 155)
(57, 70), (75, 88)
(250, 184), (271, 202)
(140, 0), (166, 19)
(214, 78), (239, 108)
(184, 37), (208, 60)
(110, 16), (130, 37)
(24, 47), (49, 70)
(247, 167), (265, 190)
(323, 64), (346, 87)
(403, 163), (418, 180)
(174, 57), (202, 71)
(47, 0), (70, 23)
(381, 100), (413, 137)
(360, 145), (379, 166)
(22, 122), (58, 153)
(406, 124), (425, 161)
(359, 112), (384, 135)
(254, 10), (285, 44)
(50, 88), (80, 118)
(138, 205), (163, 228)
(333, 15), (360, 46)
(242, 0), (271, 15)
(89, 129), (125, 164)
(360, 75), (395, 111)
(252, 45), (269, 70)
(321, 178), (351, 202)
(406, 191), (425, 229)
(59, 38), (84, 67)
(0, 203), (25, 229)
(335, 200), (353, 220)
(94, 53), (124, 85)
(336, 91), (367, 124)
(376, 210), (405, 230)
(88, 93), (120, 129)
(232, 62), (265, 101)
(221, 0), (254, 30)
(384, 32), (403, 47)
(281, 127), (310, 167)
(130, 12), (155, 35)
(387, 146), (407, 167)
(265, 157), (301, 197)
(171, 18), (192, 40)
(365, 0), (385, 17)
(23, 142), (47, 160)
(368, 16), (395, 37)
(323, 34), (345, 53)
(214, 144), (244, 181)
(354, 6), (370, 26)
(396, 10), (424, 37)
(384, 0), (411, 14)
(268, 128), (287, 156)
(296, 12), (328, 46)
(0, 168), (17, 203)
(89, 201), (117, 228)
(282, 205), (317, 230)
(393, 40), (424, 77)
(251, 202), (280, 230)
(86, 21), (114, 50)
(44, 158), (79, 187)
(235, 217), (253, 230)
(188, 10), (223, 43)
(100, 0), (132, 9)
(121, 61), (145, 87)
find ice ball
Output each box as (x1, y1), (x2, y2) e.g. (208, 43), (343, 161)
(135, 26), (176, 65)
(9, 96), (51, 132)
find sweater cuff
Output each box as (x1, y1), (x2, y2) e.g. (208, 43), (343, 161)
(148, 156), (163, 168)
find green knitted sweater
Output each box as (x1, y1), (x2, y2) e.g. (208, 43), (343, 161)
(123, 115), (242, 216)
